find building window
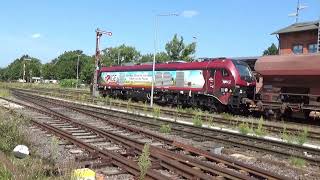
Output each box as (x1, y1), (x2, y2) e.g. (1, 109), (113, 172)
(292, 44), (303, 54)
(308, 44), (317, 53)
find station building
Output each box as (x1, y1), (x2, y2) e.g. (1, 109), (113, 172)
(272, 20), (320, 55)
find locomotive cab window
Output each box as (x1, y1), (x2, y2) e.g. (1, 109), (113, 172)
(222, 69), (229, 77)
(210, 69), (215, 76)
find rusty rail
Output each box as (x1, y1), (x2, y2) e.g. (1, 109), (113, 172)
(7, 91), (291, 179)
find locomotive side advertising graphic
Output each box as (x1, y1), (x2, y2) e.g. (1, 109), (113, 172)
(99, 70), (205, 88)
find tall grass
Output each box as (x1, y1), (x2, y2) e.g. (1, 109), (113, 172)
(0, 165), (12, 180)
(0, 108), (73, 179)
(192, 111), (203, 127)
(138, 144), (151, 180)
(0, 88), (10, 97)
(0, 112), (26, 153)
(254, 117), (267, 136)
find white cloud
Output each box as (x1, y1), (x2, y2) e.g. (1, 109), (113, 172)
(181, 10), (199, 18)
(31, 33), (41, 39)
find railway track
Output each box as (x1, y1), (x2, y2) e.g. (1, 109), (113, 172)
(14, 87), (320, 141)
(2, 94), (289, 179)
(11, 90), (320, 166)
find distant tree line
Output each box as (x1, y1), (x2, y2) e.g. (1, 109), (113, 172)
(0, 34), (196, 84)
(0, 34), (279, 84)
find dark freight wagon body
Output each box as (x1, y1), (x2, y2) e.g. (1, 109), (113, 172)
(254, 54), (320, 119)
(97, 58), (256, 112)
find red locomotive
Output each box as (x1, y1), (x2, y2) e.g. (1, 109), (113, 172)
(253, 53), (320, 119)
(97, 58), (256, 112)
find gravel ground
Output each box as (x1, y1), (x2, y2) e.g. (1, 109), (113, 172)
(47, 97), (320, 179)
(9, 99), (169, 179)
(115, 117), (320, 180)
(15, 108), (78, 167)
(9, 95), (320, 179)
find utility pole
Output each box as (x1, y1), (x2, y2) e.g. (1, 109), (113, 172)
(30, 70), (32, 83)
(76, 54), (80, 88)
(317, 19), (320, 53)
(23, 58), (31, 83)
(193, 36), (197, 61)
(93, 28), (112, 97)
(23, 63), (26, 82)
(118, 50), (120, 65)
(150, 13), (179, 107)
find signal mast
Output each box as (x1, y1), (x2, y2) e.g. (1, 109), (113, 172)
(93, 28), (112, 97)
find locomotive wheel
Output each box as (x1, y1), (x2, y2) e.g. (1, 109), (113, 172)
(210, 104), (218, 113)
(272, 110), (282, 121)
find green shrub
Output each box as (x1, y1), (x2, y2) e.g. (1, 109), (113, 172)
(138, 144), (151, 180)
(208, 117), (214, 127)
(281, 126), (294, 144)
(153, 107), (161, 119)
(297, 127), (308, 145)
(159, 124), (171, 134)
(177, 106), (184, 115)
(222, 112), (233, 120)
(59, 79), (79, 88)
(0, 114), (25, 153)
(289, 157), (306, 168)
(192, 112), (203, 127)
(239, 122), (251, 135)
(254, 117), (267, 136)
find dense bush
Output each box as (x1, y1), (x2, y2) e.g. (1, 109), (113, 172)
(59, 79), (79, 88)
(0, 110), (26, 153)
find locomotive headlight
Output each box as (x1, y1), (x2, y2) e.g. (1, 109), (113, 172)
(221, 88), (230, 93)
(239, 89), (243, 94)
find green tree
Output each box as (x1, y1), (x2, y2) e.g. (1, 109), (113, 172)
(0, 68), (7, 81)
(54, 50), (92, 81)
(101, 44), (141, 66)
(42, 63), (56, 79)
(27, 58), (42, 80)
(140, 54), (153, 63)
(165, 34), (196, 61)
(263, 43), (279, 55)
(140, 52), (170, 63)
(3, 55), (42, 81)
(80, 56), (95, 84)
(54, 50), (81, 80)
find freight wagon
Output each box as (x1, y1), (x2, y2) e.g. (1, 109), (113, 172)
(253, 53), (320, 119)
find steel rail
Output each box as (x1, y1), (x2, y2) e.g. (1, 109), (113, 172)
(14, 87), (320, 140)
(11, 91), (290, 180)
(12, 90), (320, 166)
(5, 96), (255, 180)
(0, 97), (170, 180)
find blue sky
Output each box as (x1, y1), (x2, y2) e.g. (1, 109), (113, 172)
(1, 0), (319, 67)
